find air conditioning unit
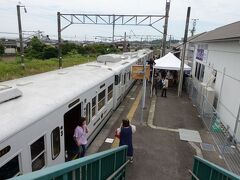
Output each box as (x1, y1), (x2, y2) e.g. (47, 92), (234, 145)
(0, 85), (22, 104)
(197, 82), (206, 106)
(205, 87), (215, 105)
(202, 86), (215, 115)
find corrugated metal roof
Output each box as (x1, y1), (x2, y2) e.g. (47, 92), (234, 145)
(191, 21), (240, 42)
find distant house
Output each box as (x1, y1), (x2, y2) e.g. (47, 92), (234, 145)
(190, 21), (240, 141)
(0, 39), (17, 55)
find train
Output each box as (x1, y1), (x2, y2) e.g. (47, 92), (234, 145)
(0, 49), (153, 178)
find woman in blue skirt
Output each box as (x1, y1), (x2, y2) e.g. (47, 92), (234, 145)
(117, 119), (136, 163)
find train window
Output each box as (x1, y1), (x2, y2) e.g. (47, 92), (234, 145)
(86, 102), (91, 124)
(0, 145), (11, 158)
(115, 75), (119, 85)
(108, 84), (113, 101)
(118, 74), (121, 83)
(124, 73), (126, 84)
(92, 97), (96, 117)
(128, 72), (131, 80)
(98, 90), (106, 111)
(51, 127), (60, 160)
(31, 136), (46, 171)
(0, 155), (20, 178)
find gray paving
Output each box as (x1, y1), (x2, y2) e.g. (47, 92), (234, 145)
(88, 83), (226, 180)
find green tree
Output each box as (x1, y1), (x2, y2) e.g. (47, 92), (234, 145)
(42, 45), (58, 59)
(25, 37), (44, 59)
(0, 43), (4, 56)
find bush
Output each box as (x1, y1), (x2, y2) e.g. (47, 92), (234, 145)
(62, 42), (78, 55)
(42, 45), (58, 59)
(0, 43), (4, 56)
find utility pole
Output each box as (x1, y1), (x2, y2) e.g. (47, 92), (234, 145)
(178, 7), (191, 97)
(169, 35), (172, 48)
(57, 12), (63, 69)
(190, 18), (199, 36)
(162, 0), (170, 57)
(17, 5), (26, 68)
(112, 14), (115, 43)
(140, 55), (147, 125)
(123, 32), (127, 52)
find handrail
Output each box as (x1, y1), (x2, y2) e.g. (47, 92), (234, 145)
(188, 169), (200, 180)
(192, 156), (240, 180)
(106, 160), (130, 180)
(12, 145), (128, 180)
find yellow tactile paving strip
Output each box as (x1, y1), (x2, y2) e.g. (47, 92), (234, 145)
(111, 89), (142, 148)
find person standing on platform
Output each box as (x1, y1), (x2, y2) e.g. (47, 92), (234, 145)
(152, 74), (159, 96)
(117, 119), (136, 163)
(147, 58), (156, 82)
(161, 77), (169, 97)
(73, 117), (89, 158)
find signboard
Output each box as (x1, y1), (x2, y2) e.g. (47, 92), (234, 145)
(196, 49), (204, 61)
(131, 65), (150, 80)
(195, 44), (208, 62)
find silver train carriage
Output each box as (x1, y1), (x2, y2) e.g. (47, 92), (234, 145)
(0, 49), (153, 178)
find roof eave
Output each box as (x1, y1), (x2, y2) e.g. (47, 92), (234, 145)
(192, 37), (240, 43)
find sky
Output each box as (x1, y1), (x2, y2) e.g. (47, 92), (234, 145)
(0, 0), (239, 41)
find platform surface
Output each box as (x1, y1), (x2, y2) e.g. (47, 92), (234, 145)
(87, 82), (226, 180)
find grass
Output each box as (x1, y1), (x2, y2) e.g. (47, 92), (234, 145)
(0, 54), (96, 82)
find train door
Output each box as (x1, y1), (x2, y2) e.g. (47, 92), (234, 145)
(85, 102), (92, 135)
(114, 74), (121, 104)
(123, 72), (127, 93)
(63, 103), (82, 162)
(120, 73), (125, 97)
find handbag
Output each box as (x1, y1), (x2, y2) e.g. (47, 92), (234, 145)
(115, 129), (120, 139)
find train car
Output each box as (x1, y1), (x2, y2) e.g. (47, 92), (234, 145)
(0, 49), (152, 178)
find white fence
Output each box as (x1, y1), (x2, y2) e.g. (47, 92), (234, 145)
(186, 78), (240, 175)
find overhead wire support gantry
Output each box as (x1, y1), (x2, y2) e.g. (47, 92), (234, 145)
(57, 1), (170, 68)
(59, 14), (165, 33)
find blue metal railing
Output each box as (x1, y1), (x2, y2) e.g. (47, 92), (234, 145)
(191, 156), (240, 180)
(12, 146), (128, 180)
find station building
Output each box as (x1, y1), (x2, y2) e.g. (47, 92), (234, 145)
(190, 21), (240, 142)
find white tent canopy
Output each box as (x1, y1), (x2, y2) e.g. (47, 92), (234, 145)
(154, 52), (191, 71)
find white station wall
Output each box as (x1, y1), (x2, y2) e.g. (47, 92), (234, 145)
(193, 41), (240, 140)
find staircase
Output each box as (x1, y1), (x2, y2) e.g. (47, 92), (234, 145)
(190, 156), (240, 180)
(12, 146), (128, 180)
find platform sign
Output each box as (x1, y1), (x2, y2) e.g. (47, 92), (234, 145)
(131, 65), (150, 80)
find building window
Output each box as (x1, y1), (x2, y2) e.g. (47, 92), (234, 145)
(195, 62), (199, 78)
(0, 155), (20, 178)
(92, 97), (96, 117)
(98, 90), (106, 111)
(51, 127), (60, 160)
(213, 69), (217, 84)
(108, 84), (113, 101)
(31, 136), (46, 171)
(197, 63), (201, 80)
(199, 65), (205, 82)
(194, 62), (205, 82)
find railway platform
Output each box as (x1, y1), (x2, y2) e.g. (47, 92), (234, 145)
(87, 81), (227, 180)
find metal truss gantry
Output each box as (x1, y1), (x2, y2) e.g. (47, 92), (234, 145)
(57, 1), (170, 68)
(60, 14), (165, 34)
